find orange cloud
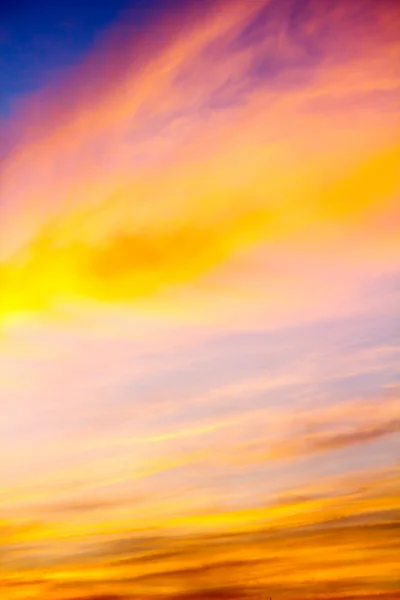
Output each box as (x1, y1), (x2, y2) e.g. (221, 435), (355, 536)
(2, 471), (399, 600)
(1, 1), (400, 598)
(1, 0), (399, 327)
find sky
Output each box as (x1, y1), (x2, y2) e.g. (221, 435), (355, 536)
(0, 0), (399, 599)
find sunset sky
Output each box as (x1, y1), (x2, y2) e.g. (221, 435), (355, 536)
(0, 0), (399, 599)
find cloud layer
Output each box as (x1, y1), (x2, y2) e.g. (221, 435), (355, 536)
(0, 0), (399, 599)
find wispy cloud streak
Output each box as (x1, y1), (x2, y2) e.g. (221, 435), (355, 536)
(0, 0), (399, 598)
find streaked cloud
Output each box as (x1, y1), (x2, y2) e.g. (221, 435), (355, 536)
(0, 0), (399, 598)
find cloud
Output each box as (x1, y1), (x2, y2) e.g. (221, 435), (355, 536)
(219, 392), (400, 465)
(1, 0), (399, 326)
(2, 461), (399, 596)
(271, 418), (400, 459)
(1, 1), (400, 598)
(4, 494), (399, 599)
(129, 392), (400, 475)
